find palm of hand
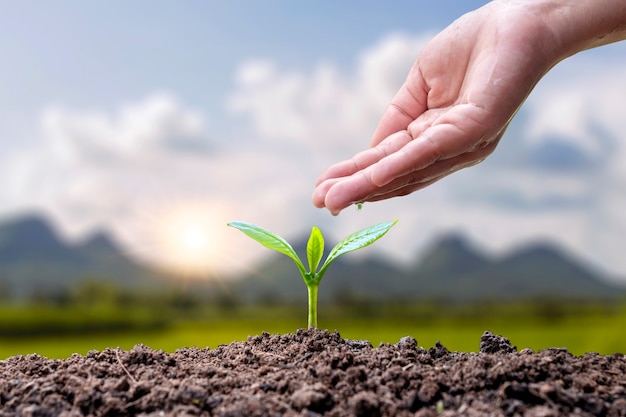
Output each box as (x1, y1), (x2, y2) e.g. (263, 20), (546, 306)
(313, 3), (555, 215)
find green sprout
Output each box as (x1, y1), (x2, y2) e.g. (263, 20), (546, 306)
(227, 219), (398, 328)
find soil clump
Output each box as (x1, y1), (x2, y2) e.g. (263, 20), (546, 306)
(1, 329), (624, 416)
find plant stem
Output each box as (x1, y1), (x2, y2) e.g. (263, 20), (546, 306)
(307, 283), (319, 328)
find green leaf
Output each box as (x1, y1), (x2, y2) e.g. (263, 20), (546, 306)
(227, 221), (306, 275)
(306, 226), (324, 274)
(319, 219), (398, 277)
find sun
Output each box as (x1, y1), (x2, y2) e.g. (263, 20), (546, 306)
(181, 227), (209, 252)
(154, 204), (231, 277)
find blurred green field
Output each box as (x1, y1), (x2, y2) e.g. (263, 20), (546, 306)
(1, 300), (625, 359)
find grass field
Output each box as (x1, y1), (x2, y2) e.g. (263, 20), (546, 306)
(1, 301), (625, 359)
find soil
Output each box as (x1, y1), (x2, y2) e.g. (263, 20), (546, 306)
(1, 329), (625, 417)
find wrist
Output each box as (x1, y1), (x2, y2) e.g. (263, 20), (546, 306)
(494, 0), (626, 62)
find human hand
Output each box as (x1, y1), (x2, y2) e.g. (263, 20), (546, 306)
(312, 1), (563, 215)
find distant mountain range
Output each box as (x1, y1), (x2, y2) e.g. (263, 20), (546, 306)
(0, 214), (164, 300)
(229, 234), (626, 303)
(0, 214), (624, 302)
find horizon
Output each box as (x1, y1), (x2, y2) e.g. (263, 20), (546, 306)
(2, 210), (625, 290)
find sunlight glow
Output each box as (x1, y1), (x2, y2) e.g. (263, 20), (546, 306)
(154, 203), (231, 277)
(181, 227), (210, 252)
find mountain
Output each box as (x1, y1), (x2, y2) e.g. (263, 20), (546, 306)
(1, 214), (624, 303)
(489, 243), (611, 297)
(0, 216), (82, 265)
(229, 236), (408, 303)
(417, 234), (490, 277)
(0, 214), (163, 300)
(231, 232), (625, 302)
(401, 237), (621, 301)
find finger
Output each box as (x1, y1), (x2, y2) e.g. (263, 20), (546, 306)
(322, 170), (378, 215)
(315, 130), (413, 186)
(370, 70), (428, 147)
(371, 104), (492, 187)
(319, 152), (454, 213)
(314, 159), (359, 187)
(331, 145), (491, 210)
(318, 136), (494, 214)
(322, 166), (443, 214)
(364, 150), (490, 202)
(366, 177), (440, 202)
(312, 177), (341, 208)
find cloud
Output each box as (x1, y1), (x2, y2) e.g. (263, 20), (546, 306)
(0, 91), (317, 274)
(224, 33), (626, 283)
(1, 93), (213, 241)
(0, 33), (436, 276)
(2, 33), (626, 283)
(442, 56), (626, 279)
(40, 93), (210, 166)
(227, 33), (432, 157)
(524, 138), (597, 172)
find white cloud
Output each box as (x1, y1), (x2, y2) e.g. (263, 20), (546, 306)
(1, 94), (213, 251)
(228, 33), (431, 158)
(2, 34), (626, 284)
(525, 62), (626, 161)
(0, 91), (317, 275)
(429, 57), (626, 280)
(224, 33), (626, 283)
(40, 93), (208, 165)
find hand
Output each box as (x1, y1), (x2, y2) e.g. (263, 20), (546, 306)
(312, 1), (563, 215)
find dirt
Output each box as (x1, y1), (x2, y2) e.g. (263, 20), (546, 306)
(1, 329), (625, 417)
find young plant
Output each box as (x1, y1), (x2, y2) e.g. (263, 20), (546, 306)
(227, 219), (398, 328)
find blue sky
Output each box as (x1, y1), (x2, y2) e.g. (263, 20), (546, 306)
(2, 1), (626, 283)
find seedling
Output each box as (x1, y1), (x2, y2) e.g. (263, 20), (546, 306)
(227, 220), (398, 328)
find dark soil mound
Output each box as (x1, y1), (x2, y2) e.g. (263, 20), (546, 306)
(1, 329), (624, 416)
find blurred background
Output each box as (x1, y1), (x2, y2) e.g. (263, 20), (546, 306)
(1, 1), (625, 359)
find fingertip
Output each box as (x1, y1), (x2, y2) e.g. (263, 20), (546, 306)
(326, 206), (342, 217)
(312, 198), (324, 209)
(326, 204), (343, 217)
(312, 186), (343, 215)
(312, 188), (326, 209)
(323, 183), (353, 216)
(312, 177), (341, 209)
(370, 163), (393, 187)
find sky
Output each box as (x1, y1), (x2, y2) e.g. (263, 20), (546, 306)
(1, 1), (626, 284)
